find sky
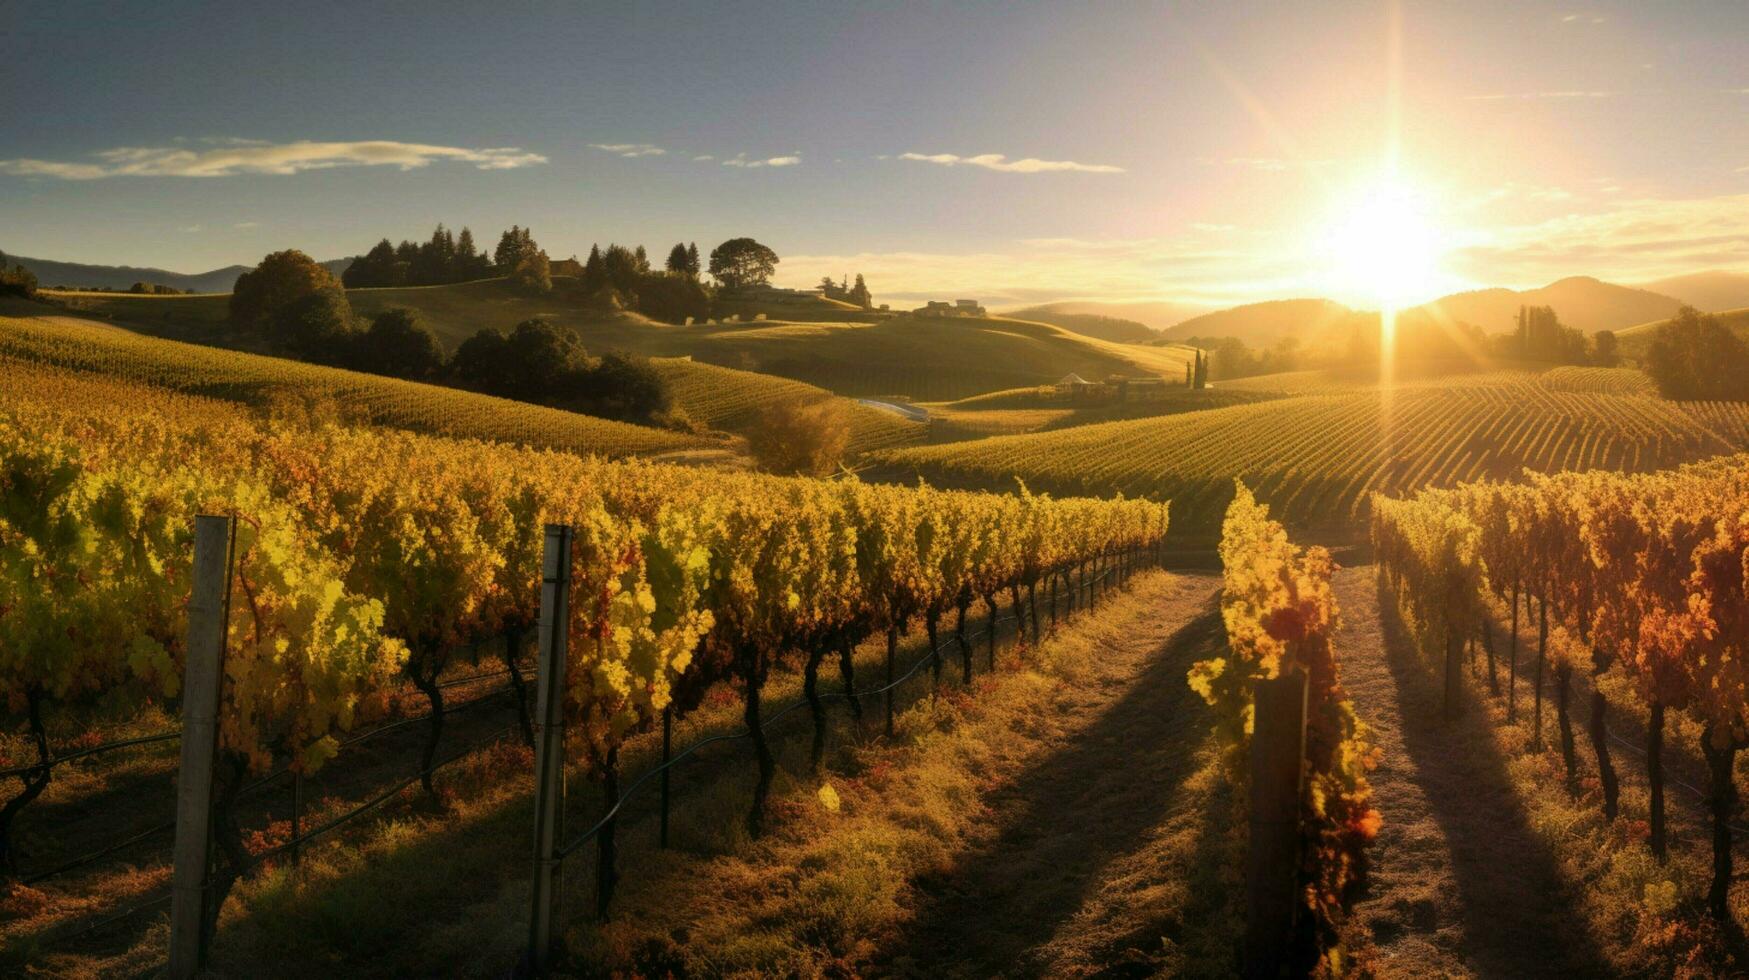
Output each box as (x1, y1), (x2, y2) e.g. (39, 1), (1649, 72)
(3, 0), (1748, 309)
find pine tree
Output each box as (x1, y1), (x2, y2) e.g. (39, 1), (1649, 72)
(634, 245), (650, 274)
(666, 243), (690, 275)
(685, 242), (701, 279)
(495, 226), (523, 269)
(848, 273), (872, 308)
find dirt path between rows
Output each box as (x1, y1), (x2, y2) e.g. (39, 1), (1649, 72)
(1334, 564), (1612, 978)
(877, 571), (1225, 978)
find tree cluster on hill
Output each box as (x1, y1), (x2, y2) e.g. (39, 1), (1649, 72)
(453, 319), (673, 423)
(0, 250), (40, 299)
(1644, 306), (1749, 400)
(341, 224), (502, 289)
(574, 241), (710, 322)
(1510, 304), (1588, 363)
(228, 250), (673, 424)
(1181, 335), (1298, 381)
(817, 273), (873, 308)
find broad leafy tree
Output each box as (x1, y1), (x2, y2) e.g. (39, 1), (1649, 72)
(708, 238), (779, 289)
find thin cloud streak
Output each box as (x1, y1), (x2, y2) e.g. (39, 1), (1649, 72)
(590, 143), (666, 158)
(0, 140), (547, 179)
(722, 153), (800, 168)
(896, 152), (1124, 174)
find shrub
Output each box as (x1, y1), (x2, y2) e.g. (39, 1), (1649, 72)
(745, 395), (851, 476)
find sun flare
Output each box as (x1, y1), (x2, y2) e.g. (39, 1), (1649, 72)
(1320, 179), (1446, 311)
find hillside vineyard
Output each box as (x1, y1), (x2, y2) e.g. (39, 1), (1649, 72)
(878, 373), (1749, 532)
(0, 366), (1169, 855)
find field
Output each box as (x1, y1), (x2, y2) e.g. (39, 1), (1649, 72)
(918, 383), (1284, 441)
(44, 280), (1197, 402)
(874, 369), (1749, 535)
(0, 311), (709, 458)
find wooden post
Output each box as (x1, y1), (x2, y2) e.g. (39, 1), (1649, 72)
(168, 515), (232, 980)
(659, 706), (672, 849)
(527, 525), (572, 976)
(291, 770), (303, 870)
(1244, 668), (1308, 980)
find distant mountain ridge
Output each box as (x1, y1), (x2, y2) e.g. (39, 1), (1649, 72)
(1412, 276), (1682, 334)
(1636, 270), (1749, 313)
(1160, 298), (1353, 347)
(5, 253), (354, 293)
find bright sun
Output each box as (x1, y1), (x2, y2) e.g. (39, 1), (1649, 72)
(1321, 180), (1444, 310)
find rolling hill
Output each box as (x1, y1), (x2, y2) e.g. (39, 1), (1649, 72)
(1413, 276), (1682, 334)
(872, 369), (1749, 536)
(8, 253), (353, 293)
(0, 309), (708, 458)
(1000, 304), (1160, 343)
(46, 278), (1197, 402)
(1636, 270), (1749, 313)
(1002, 299), (1214, 332)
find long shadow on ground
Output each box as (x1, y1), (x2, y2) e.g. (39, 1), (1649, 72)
(1374, 574), (1611, 978)
(880, 604), (1223, 978)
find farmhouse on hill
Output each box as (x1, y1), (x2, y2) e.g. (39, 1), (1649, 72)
(914, 297), (988, 317)
(1054, 372), (1171, 403)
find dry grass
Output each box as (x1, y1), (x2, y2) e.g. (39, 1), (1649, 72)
(122, 569), (1239, 977)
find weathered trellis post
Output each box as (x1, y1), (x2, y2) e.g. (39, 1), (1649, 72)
(527, 524), (572, 976)
(168, 515), (232, 980)
(1244, 667), (1308, 980)
(658, 706), (673, 849)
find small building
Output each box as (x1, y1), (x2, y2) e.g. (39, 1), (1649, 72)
(550, 256), (586, 278)
(914, 298), (987, 317)
(1112, 375), (1170, 403)
(1054, 373), (1103, 400)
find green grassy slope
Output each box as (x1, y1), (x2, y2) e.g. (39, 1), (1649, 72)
(0, 311), (708, 458)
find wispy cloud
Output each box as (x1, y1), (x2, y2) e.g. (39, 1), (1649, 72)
(895, 152), (1124, 174)
(233, 221), (259, 229)
(1450, 193), (1749, 285)
(0, 139), (547, 179)
(722, 153), (800, 168)
(1466, 90), (1611, 101)
(590, 142), (666, 158)
(692, 154), (715, 162)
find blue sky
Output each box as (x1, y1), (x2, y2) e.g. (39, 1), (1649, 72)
(4, 1), (1748, 306)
